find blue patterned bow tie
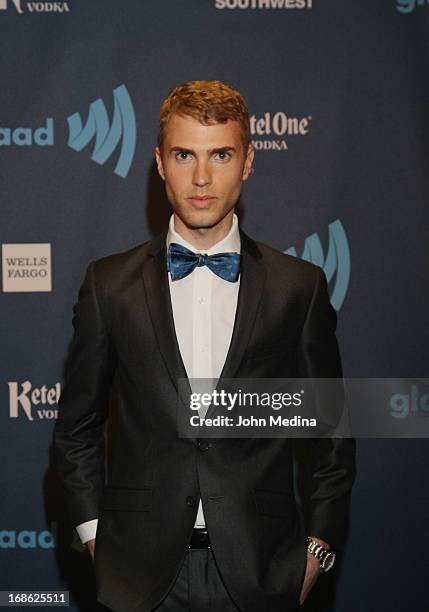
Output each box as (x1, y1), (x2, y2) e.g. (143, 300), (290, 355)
(167, 242), (240, 282)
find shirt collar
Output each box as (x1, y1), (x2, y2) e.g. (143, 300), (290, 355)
(166, 213), (241, 255)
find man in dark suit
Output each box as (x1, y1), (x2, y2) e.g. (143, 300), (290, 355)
(54, 80), (356, 612)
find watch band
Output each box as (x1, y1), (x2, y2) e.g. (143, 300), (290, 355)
(306, 537), (336, 573)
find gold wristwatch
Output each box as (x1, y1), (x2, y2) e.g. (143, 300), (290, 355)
(306, 537), (336, 573)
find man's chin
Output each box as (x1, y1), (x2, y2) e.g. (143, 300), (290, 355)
(176, 208), (230, 231)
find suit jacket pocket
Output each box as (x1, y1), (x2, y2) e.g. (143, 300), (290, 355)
(252, 488), (296, 518)
(100, 486), (153, 511)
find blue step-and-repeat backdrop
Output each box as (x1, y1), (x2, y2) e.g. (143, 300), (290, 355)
(1, 1), (428, 611)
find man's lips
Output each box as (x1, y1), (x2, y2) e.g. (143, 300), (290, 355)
(188, 195), (218, 207)
(188, 196), (217, 200)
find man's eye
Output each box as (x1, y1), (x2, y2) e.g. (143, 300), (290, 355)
(214, 151), (231, 161)
(176, 151), (191, 161)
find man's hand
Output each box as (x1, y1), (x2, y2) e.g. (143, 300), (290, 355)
(86, 538), (96, 561)
(299, 536), (330, 605)
(298, 552), (320, 606)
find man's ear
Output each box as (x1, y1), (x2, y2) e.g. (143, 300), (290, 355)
(242, 144), (254, 182)
(155, 147), (165, 181)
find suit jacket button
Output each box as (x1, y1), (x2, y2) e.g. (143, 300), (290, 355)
(186, 496), (196, 507)
(198, 439), (210, 451)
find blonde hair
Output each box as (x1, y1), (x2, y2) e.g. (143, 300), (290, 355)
(158, 80), (250, 150)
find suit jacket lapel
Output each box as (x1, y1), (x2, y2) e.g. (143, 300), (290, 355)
(204, 229), (266, 420)
(141, 226), (266, 423)
(217, 228), (266, 381)
(141, 230), (191, 399)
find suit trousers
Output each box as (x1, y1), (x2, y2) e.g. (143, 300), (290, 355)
(153, 548), (240, 612)
(98, 546), (304, 612)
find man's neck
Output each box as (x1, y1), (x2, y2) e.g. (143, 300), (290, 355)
(173, 211), (234, 251)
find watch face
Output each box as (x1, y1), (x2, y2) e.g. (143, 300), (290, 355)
(322, 551), (336, 572)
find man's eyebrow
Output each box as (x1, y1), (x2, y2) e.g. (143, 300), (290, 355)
(169, 146), (195, 155)
(210, 146), (237, 154)
(168, 146), (237, 155)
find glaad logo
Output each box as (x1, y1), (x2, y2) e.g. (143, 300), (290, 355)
(0, 523), (56, 549)
(214, 0), (312, 9)
(0, 119), (53, 146)
(8, 381), (61, 421)
(390, 383), (429, 418)
(284, 219), (350, 311)
(0, 0), (70, 12)
(0, 84), (136, 178)
(67, 84), (136, 178)
(250, 112), (311, 151)
(396, 0), (429, 13)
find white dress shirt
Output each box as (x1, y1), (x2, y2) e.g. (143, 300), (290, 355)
(76, 213), (241, 543)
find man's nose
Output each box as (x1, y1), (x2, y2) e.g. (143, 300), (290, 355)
(192, 160), (212, 187)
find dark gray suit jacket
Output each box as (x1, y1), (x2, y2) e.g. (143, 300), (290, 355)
(53, 228), (356, 612)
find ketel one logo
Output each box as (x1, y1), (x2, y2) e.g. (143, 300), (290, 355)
(0, 84), (136, 179)
(67, 84), (136, 178)
(0, 0), (23, 12)
(8, 380), (61, 421)
(0, 0), (70, 12)
(284, 219), (351, 311)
